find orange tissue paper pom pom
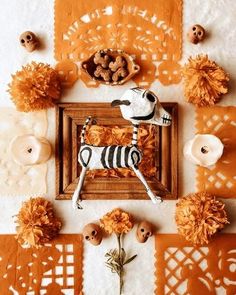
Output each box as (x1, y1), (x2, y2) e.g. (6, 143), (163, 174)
(15, 197), (62, 247)
(175, 192), (229, 245)
(182, 55), (229, 107)
(8, 62), (61, 112)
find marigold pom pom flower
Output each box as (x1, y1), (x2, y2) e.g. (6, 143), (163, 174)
(182, 55), (229, 107)
(175, 192), (229, 245)
(100, 208), (133, 235)
(15, 197), (62, 247)
(8, 62), (61, 112)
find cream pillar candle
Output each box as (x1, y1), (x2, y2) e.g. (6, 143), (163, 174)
(10, 135), (51, 165)
(183, 134), (224, 167)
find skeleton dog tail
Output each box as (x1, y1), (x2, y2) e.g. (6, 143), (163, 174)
(81, 116), (92, 144)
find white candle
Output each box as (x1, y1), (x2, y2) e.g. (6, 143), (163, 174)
(10, 135), (51, 165)
(183, 134), (224, 167)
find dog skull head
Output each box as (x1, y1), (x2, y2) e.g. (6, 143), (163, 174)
(111, 87), (172, 126)
(82, 223), (103, 246)
(19, 31), (38, 52)
(136, 221), (153, 243)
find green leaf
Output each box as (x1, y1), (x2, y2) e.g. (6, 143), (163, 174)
(111, 249), (118, 256)
(110, 263), (120, 273)
(105, 261), (120, 275)
(123, 254), (137, 265)
(112, 260), (120, 266)
(105, 263), (113, 270)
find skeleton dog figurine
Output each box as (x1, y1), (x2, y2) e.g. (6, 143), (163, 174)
(72, 87), (172, 209)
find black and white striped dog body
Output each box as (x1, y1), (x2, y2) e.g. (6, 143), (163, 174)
(72, 88), (172, 209)
(79, 144), (142, 170)
(72, 117), (161, 209)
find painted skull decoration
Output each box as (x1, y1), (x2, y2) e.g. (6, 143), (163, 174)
(136, 221), (154, 243)
(82, 223), (103, 246)
(187, 24), (206, 44)
(111, 87), (172, 126)
(19, 31), (39, 52)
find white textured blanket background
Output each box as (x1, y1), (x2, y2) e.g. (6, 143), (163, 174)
(0, 1), (236, 295)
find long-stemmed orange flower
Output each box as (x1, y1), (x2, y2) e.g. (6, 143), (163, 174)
(100, 208), (137, 295)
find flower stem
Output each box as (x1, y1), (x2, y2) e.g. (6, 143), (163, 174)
(117, 234), (123, 295)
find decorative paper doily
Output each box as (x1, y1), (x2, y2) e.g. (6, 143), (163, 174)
(0, 234), (83, 295)
(155, 234), (236, 295)
(0, 108), (47, 196)
(54, 0), (183, 87)
(195, 106), (236, 198)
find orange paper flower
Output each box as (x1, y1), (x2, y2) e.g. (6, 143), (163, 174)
(182, 55), (229, 107)
(8, 62), (61, 112)
(175, 192), (229, 245)
(100, 208), (133, 235)
(15, 197), (62, 247)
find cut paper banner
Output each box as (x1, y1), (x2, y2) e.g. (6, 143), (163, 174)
(0, 234), (83, 295)
(155, 234), (236, 295)
(196, 106), (236, 198)
(54, 0), (183, 87)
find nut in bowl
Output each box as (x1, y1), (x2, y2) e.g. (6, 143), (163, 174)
(81, 49), (140, 85)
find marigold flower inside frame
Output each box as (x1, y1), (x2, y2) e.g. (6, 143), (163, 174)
(100, 208), (133, 235)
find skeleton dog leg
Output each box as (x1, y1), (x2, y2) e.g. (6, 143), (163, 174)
(72, 166), (88, 210)
(72, 116), (92, 210)
(131, 165), (162, 204)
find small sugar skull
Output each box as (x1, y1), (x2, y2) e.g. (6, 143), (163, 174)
(187, 25), (206, 44)
(136, 221), (153, 243)
(19, 31), (38, 52)
(82, 223), (103, 246)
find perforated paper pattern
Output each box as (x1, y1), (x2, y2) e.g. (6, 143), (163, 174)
(54, 0), (183, 87)
(0, 234), (83, 295)
(155, 234), (236, 295)
(195, 106), (236, 198)
(0, 108), (48, 196)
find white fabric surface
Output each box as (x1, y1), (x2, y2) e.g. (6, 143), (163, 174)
(0, 1), (236, 294)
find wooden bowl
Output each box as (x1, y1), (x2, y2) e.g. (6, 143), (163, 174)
(81, 49), (140, 86)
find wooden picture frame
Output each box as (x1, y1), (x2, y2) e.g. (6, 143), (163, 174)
(55, 103), (178, 200)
